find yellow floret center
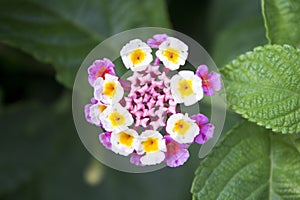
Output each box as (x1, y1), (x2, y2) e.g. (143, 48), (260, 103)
(130, 49), (146, 65)
(173, 119), (191, 135)
(108, 111), (125, 127)
(142, 137), (159, 153)
(163, 47), (180, 63)
(178, 79), (194, 97)
(103, 82), (117, 97)
(119, 132), (134, 147)
(98, 104), (107, 113)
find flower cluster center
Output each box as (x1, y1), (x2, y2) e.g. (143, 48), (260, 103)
(125, 66), (177, 130)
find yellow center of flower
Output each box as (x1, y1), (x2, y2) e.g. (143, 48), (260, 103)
(98, 104), (107, 113)
(103, 82), (116, 97)
(173, 119), (191, 135)
(118, 132), (134, 147)
(130, 49), (146, 65)
(142, 137), (159, 153)
(108, 111), (125, 127)
(178, 79), (194, 97)
(163, 47), (180, 63)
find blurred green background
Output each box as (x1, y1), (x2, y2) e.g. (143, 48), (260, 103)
(0, 0), (266, 199)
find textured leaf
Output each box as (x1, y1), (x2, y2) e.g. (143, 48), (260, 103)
(0, 0), (170, 88)
(262, 0), (300, 47)
(221, 44), (300, 134)
(208, 0), (267, 67)
(191, 121), (300, 200)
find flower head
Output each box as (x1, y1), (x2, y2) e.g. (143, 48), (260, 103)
(147, 34), (168, 48)
(120, 39), (153, 71)
(156, 37), (188, 70)
(84, 35), (221, 168)
(88, 58), (115, 86)
(94, 74), (124, 105)
(196, 65), (221, 96)
(170, 70), (203, 106)
(110, 129), (139, 156)
(99, 132), (112, 150)
(190, 114), (215, 144)
(100, 103), (133, 132)
(166, 113), (199, 143)
(137, 130), (167, 165)
(164, 135), (189, 167)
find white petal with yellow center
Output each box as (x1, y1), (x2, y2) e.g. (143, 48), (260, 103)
(89, 102), (108, 125)
(137, 130), (166, 165)
(100, 103), (133, 132)
(120, 39), (153, 71)
(94, 74), (124, 105)
(170, 70), (203, 106)
(166, 113), (199, 143)
(111, 129), (139, 156)
(156, 37), (188, 70)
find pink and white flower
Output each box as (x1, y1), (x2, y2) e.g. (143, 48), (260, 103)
(166, 113), (199, 144)
(120, 39), (153, 71)
(84, 35), (222, 168)
(87, 58), (115, 86)
(156, 37), (188, 70)
(137, 130), (167, 165)
(164, 135), (190, 167)
(170, 70), (203, 106)
(110, 129), (139, 156)
(190, 114), (215, 144)
(196, 65), (221, 96)
(94, 74), (124, 105)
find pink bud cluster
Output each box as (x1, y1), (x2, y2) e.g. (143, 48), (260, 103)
(125, 65), (176, 130)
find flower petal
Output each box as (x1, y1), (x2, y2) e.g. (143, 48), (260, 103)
(99, 132), (112, 149)
(166, 149), (189, 167)
(210, 72), (222, 91)
(195, 124), (215, 144)
(147, 34), (168, 48)
(190, 113), (209, 125)
(130, 153), (144, 166)
(140, 151), (165, 165)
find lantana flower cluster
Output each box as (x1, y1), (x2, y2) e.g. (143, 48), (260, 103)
(84, 34), (221, 167)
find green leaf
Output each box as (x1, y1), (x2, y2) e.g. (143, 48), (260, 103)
(221, 44), (300, 134)
(208, 0), (267, 67)
(262, 0), (300, 47)
(191, 121), (300, 200)
(0, 0), (170, 88)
